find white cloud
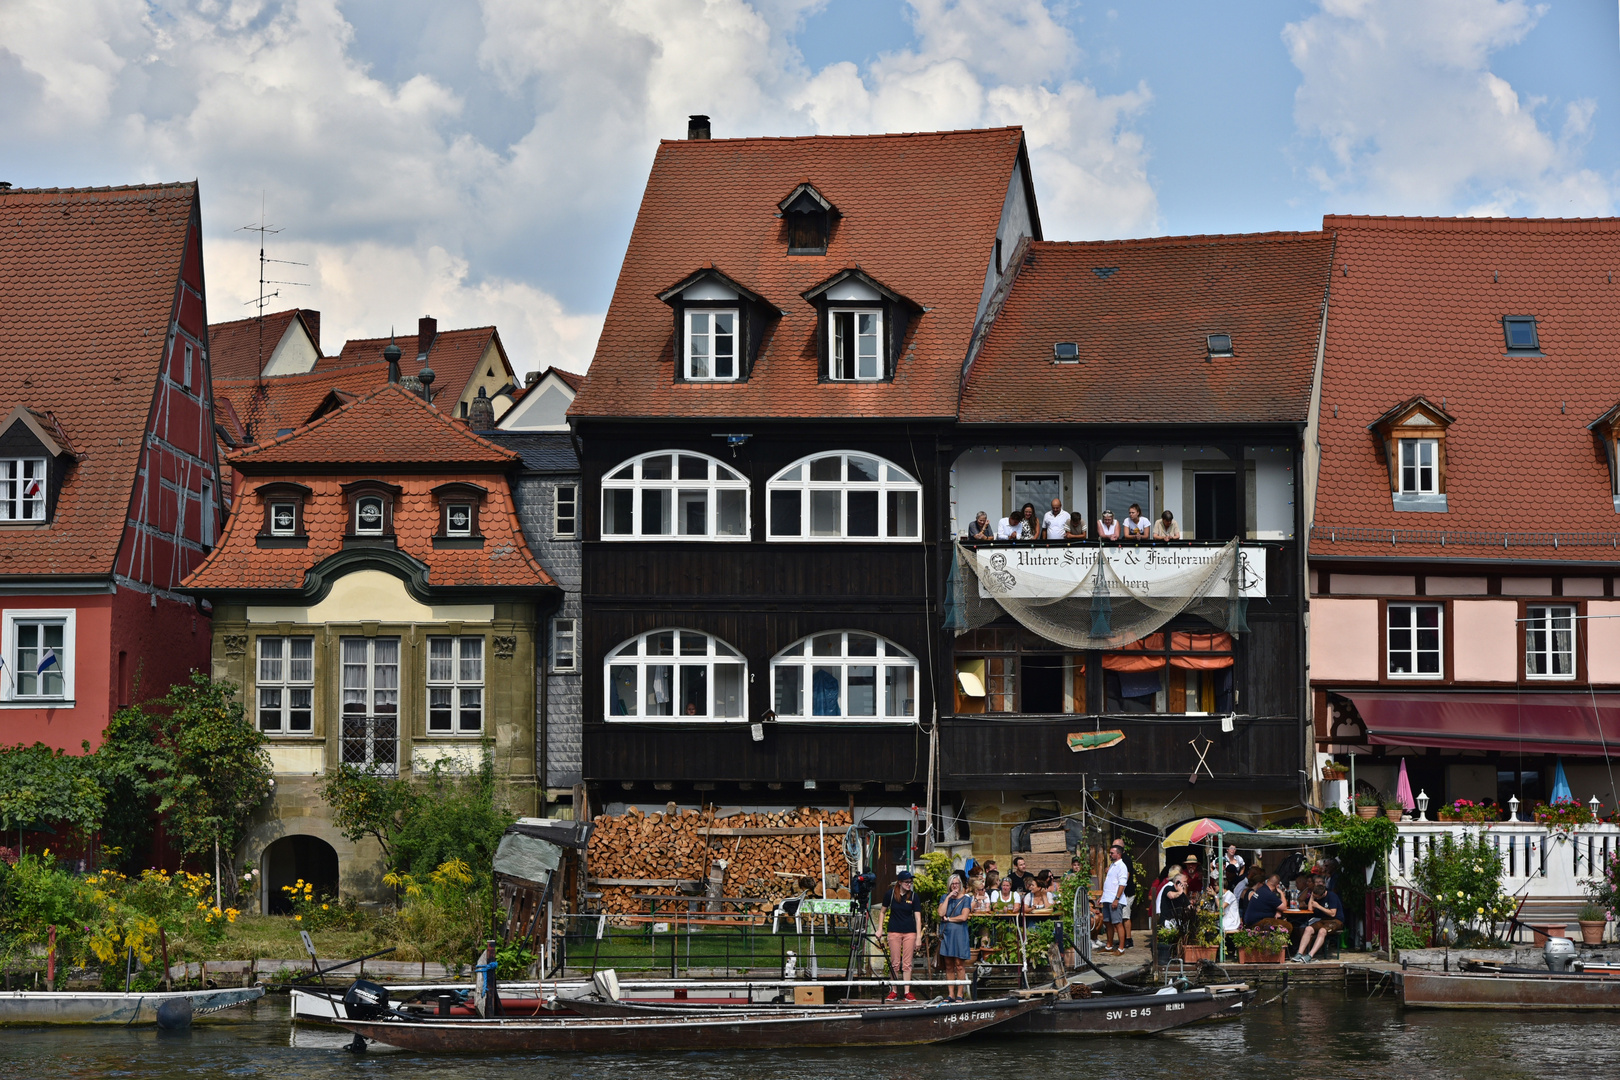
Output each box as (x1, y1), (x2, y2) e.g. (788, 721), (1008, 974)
(1284, 0), (1612, 216)
(0, 0), (1161, 374)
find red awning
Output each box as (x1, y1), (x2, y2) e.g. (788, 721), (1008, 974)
(1344, 692), (1620, 757)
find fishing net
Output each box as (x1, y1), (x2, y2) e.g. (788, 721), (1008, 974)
(948, 539), (1249, 650)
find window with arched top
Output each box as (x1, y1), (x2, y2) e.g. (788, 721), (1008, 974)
(605, 629), (747, 720)
(766, 451), (920, 541)
(770, 631), (917, 720)
(601, 451), (750, 539)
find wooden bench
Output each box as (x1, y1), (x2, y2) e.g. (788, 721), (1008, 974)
(1507, 897), (1587, 944)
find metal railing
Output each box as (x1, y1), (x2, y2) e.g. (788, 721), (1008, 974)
(1389, 821), (1619, 895)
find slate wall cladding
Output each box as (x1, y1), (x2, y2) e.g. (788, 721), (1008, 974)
(513, 471), (582, 788)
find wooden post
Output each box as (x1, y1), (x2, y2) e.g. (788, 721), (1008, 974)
(160, 927), (171, 992)
(45, 925), (55, 991)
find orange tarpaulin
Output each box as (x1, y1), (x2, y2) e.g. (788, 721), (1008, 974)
(1102, 634), (1165, 671)
(1169, 631), (1234, 670)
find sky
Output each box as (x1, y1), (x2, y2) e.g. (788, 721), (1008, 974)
(2, 0), (1616, 374)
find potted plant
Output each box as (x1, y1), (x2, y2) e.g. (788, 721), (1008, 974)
(1354, 792), (1381, 820)
(1178, 908), (1220, 964)
(1153, 925), (1178, 965)
(1232, 925), (1290, 964)
(1383, 799), (1405, 823)
(1322, 762), (1349, 782)
(1578, 903), (1607, 946)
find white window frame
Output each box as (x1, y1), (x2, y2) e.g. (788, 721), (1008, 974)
(554, 484), (577, 538)
(269, 501), (298, 536)
(200, 479), (214, 545)
(1399, 438), (1437, 494)
(770, 630), (918, 722)
(600, 451), (750, 540)
(427, 635), (484, 734)
(684, 308), (739, 382)
(604, 629), (747, 722)
(340, 636), (400, 772)
(828, 308), (883, 381)
(0, 608), (75, 705)
(1387, 602), (1443, 679)
(766, 451), (921, 542)
(444, 503), (474, 537)
(551, 617), (577, 673)
(256, 635), (314, 734)
(2, 458), (47, 522)
(1526, 604), (1576, 681)
(355, 495), (386, 535)
(183, 342), (194, 388)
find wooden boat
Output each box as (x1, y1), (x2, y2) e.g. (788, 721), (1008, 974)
(333, 994), (1045, 1053)
(1396, 968), (1620, 1010)
(0, 986), (264, 1027)
(1000, 986), (1255, 1035)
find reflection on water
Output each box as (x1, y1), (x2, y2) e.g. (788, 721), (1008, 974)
(2, 990), (1618, 1080)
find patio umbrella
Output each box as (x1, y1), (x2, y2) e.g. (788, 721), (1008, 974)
(1187, 818), (1225, 844)
(1396, 759), (1416, 811)
(1551, 757), (1573, 803)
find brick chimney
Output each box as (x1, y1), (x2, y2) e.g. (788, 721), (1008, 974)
(467, 387), (495, 430)
(417, 315), (438, 359)
(687, 114), (711, 140)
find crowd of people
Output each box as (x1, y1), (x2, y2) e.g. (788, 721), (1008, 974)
(966, 498), (1182, 543)
(1151, 845), (1346, 963)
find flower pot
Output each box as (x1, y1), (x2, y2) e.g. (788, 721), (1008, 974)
(1579, 920), (1607, 946)
(1384, 808), (1404, 822)
(1322, 767), (1348, 781)
(1356, 805), (1379, 819)
(1237, 947), (1285, 964)
(1155, 942), (1172, 965)
(1179, 944), (1218, 964)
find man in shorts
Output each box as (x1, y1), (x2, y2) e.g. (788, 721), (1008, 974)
(1099, 840), (1129, 954)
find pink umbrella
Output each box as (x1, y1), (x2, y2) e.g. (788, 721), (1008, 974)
(1187, 818), (1224, 843)
(1396, 759), (1416, 811)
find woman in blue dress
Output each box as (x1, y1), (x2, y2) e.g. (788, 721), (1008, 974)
(937, 871), (973, 1002)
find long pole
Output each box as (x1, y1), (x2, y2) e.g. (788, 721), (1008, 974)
(215, 838), (222, 910)
(1384, 849), (1393, 959)
(819, 823), (827, 898)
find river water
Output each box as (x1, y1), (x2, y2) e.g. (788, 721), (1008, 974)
(2, 990), (1617, 1080)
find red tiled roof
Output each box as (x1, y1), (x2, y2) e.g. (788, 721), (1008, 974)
(208, 309), (314, 380)
(549, 367), (585, 392)
(571, 128), (1032, 420)
(1312, 215), (1620, 562)
(960, 232), (1334, 424)
(228, 384), (519, 467)
(214, 362), (389, 440)
(317, 326), (510, 401)
(0, 183), (196, 577)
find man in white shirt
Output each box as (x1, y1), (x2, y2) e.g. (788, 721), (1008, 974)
(1043, 497), (1086, 540)
(1099, 840), (1130, 954)
(995, 513), (1020, 541)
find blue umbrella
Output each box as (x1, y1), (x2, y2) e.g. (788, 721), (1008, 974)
(1550, 757), (1573, 804)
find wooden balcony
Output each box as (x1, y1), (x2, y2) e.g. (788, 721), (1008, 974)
(583, 720), (927, 785)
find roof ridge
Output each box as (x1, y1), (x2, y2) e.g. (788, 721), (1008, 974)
(209, 308), (302, 332)
(1033, 230), (1330, 250)
(339, 325), (498, 347)
(0, 182), (195, 198)
(1324, 214), (1620, 231)
(657, 125), (1024, 146)
(228, 383), (518, 464)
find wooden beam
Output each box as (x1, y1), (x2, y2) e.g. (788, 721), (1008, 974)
(696, 827), (827, 837)
(586, 877), (701, 887)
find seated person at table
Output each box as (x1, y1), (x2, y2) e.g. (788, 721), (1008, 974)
(995, 512), (1021, 541)
(1152, 510), (1181, 540)
(1244, 873), (1284, 927)
(1022, 875), (1054, 914)
(1096, 510), (1122, 540)
(992, 875), (1017, 906)
(1234, 864), (1262, 915)
(1181, 854), (1204, 896)
(967, 511), (994, 541)
(1006, 856), (1032, 895)
(1122, 503), (1151, 540)
(969, 875), (991, 912)
(1293, 885), (1345, 963)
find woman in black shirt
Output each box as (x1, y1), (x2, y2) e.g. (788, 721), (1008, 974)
(881, 870), (924, 1002)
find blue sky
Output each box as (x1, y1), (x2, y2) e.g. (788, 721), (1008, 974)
(1, 0), (1615, 371)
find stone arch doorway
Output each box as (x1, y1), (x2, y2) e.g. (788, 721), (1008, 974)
(262, 834), (340, 914)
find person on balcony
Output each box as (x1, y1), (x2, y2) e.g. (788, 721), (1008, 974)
(1017, 503), (1040, 541)
(1122, 503), (1151, 540)
(995, 511), (1021, 541)
(1153, 510), (1181, 540)
(967, 511), (994, 541)
(1096, 509), (1122, 541)
(1292, 885), (1345, 963)
(1042, 497), (1083, 541)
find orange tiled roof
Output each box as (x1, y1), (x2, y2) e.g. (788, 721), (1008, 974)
(208, 309), (316, 379)
(960, 232), (1334, 424)
(0, 182), (197, 577)
(228, 384), (518, 467)
(570, 128), (1032, 420)
(317, 326), (510, 399)
(213, 362), (388, 441)
(1312, 215), (1620, 562)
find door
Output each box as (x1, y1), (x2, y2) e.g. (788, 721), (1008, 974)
(341, 637), (400, 772)
(1194, 473), (1238, 540)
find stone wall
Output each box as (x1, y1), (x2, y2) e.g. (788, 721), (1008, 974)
(512, 473), (582, 791)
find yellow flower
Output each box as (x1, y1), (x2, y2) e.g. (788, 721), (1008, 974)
(1477, 907), (1485, 914)
(321, 904), (329, 910)
(295, 915), (302, 921)
(1457, 891), (1465, 898)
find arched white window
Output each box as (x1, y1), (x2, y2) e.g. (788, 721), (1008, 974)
(767, 451), (920, 541)
(605, 629), (747, 721)
(601, 451), (749, 539)
(771, 631), (917, 720)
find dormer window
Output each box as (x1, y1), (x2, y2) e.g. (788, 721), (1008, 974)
(1206, 333), (1233, 357)
(432, 482), (487, 546)
(356, 497), (385, 534)
(270, 502), (298, 535)
(342, 480), (400, 541)
(1370, 397), (1454, 512)
(0, 406), (74, 526)
(254, 481), (310, 546)
(831, 309), (882, 381)
(1503, 316), (1539, 352)
(2, 459), (46, 521)
(685, 309), (737, 381)
(445, 504), (473, 536)
(778, 183), (839, 256)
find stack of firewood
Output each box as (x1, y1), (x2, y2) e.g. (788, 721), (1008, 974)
(586, 805), (854, 914)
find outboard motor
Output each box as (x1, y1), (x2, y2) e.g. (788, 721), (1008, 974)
(1544, 937), (1578, 973)
(343, 979), (393, 1021)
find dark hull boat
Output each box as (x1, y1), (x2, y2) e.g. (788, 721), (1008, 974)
(334, 994), (1043, 1053)
(1001, 986), (1255, 1035)
(1396, 969), (1620, 1010)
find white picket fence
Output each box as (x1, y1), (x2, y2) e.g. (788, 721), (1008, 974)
(1389, 821), (1619, 900)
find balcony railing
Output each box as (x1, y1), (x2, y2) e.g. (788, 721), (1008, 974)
(1389, 820), (1619, 899)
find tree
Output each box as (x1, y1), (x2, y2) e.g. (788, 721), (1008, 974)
(0, 742), (104, 848)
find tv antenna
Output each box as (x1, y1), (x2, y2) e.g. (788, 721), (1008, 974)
(239, 194), (310, 382)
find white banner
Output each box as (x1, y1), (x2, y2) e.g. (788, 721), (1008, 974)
(974, 545), (1267, 600)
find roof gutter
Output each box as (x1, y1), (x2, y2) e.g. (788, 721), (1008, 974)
(0, 575), (117, 595)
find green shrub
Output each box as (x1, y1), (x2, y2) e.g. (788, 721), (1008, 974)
(1411, 831), (1514, 945)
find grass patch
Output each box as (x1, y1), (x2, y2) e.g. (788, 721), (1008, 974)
(193, 915), (377, 962)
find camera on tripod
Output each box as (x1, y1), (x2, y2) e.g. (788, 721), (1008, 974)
(850, 872), (876, 903)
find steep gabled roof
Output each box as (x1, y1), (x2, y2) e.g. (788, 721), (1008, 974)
(0, 182), (198, 577)
(228, 384), (518, 468)
(1312, 215), (1620, 561)
(213, 361), (389, 441)
(208, 309), (320, 379)
(961, 232), (1334, 424)
(572, 127), (1034, 420)
(316, 325), (510, 401)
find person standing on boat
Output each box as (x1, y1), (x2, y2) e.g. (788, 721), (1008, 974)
(938, 872), (973, 1003)
(881, 870), (923, 1002)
